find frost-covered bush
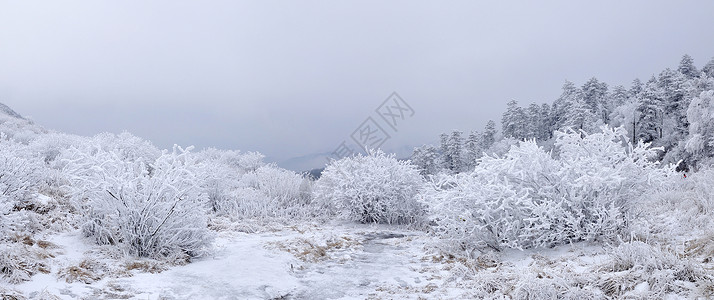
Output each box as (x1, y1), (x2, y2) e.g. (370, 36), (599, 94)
(315, 150), (425, 225)
(243, 166), (309, 209)
(0, 140), (46, 213)
(687, 168), (714, 215)
(64, 145), (211, 259)
(194, 148), (316, 222)
(194, 149), (246, 215)
(0, 111), (47, 144)
(630, 168), (714, 251)
(92, 132), (161, 164)
(424, 126), (676, 252)
(28, 132), (88, 165)
(238, 151), (266, 172)
(224, 165), (316, 220)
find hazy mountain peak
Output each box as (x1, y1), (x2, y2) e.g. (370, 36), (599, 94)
(0, 102), (24, 119)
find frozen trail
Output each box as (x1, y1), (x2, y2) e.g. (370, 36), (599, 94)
(119, 232), (301, 299)
(11, 225), (448, 299)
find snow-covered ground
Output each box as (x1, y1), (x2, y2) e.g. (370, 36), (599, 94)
(4, 222), (639, 300)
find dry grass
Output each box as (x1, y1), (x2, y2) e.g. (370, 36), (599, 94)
(35, 240), (57, 250)
(270, 235), (361, 263)
(57, 258), (119, 284)
(0, 287), (26, 300)
(124, 259), (166, 274)
(685, 232), (714, 263)
(0, 244), (51, 284)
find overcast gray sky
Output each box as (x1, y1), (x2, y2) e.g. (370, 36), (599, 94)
(1, 1), (713, 169)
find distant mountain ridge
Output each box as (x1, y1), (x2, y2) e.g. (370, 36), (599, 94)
(278, 143), (421, 172)
(0, 102), (24, 119)
(0, 102), (48, 141)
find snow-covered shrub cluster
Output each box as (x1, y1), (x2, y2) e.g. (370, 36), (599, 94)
(37, 129), (319, 261)
(63, 144), (212, 259)
(0, 140), (45, 209)
(90, 131), (162, 165)
(0, 139), (51, 240)
(193, 148), (316, 222)
(236, 165), (314, 219)
(0, 137), (67, 285)
(423, 126), (677, 252)
(315, 150), (425, 225)
(194, 148), (247, 216)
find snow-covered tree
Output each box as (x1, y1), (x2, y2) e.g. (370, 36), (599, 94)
(552, 81), (582, 130)
(539, 103), (553, 140)
(685, 90), (714, 168)
(678, 54), (699, 78)
(563, 96), (599, 133)
(631, 78), (644, 97)
(439, 133), (451, 171)
(610, 85), (629, 108)
(658, 68), (689, 136)
(702, 57), (714, 78)
(501, 100), (527, 139)
(582, 77), (610, 123)
(480, 120), (497, 150)
(609, 97), (640, 145)
(315, 150), (425, 225)
(526, 103), (541, 139)
(411, 145), (439, 177)
(448, 130), (464, 172)
(636, 77), (664, 143)
(464, 131), (482, 170)
(684, 72), (714, 101)
(439, 130), (465, 173)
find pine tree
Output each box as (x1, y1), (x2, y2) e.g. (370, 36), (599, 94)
(411, 145), (439, 176)
(685, 72), (714, 100)
(629, 78), (643, 98)
(582, 77), (609, 124)
(540, 103), (553, 140)
(553, 81), (582, 130)
(702, 57), (714, 78)
(610, 85), (628, 108)
(563, 97), (598, 133)
(464, 131), (482, 170)
(501, 100), (527, 139)
(481, 120), (497, 150)
(685, 90), (714, 167)
(447, 130), (464, 172)
(526, 102), (542, 139)
(657, 68), (688, 140)
(636, 77), (664, 143)
(439, 133), (451, 171)
(678, 54), (699, 78)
